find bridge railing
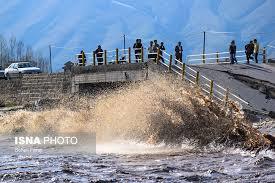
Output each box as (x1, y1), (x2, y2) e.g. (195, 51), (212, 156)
(158, 50), (248, 108)
(75, 48), (129, 65)
(187, 50), (247, 65)
(266, 45), (275, 62)
(75, 47), (151, 65)
(187, 48), (267, 65)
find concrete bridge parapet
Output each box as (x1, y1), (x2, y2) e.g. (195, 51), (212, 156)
(70, 62), (148, 93)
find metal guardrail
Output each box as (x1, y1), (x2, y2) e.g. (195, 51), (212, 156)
(187, 48), (267, 65)
(187, 50), (246, 65)
(158, 50), (249, 108)
(75, 48), (148, 66)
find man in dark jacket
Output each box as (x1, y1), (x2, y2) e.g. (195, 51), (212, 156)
(159, 42), (165, 62)
(229, 40), (237, 64)
(153, 40), (159, 60)
(94, 45), (103, 65)
(245, 41), (254, 64)
(175, 42), (183, 64)
(133, 39), (143, 62)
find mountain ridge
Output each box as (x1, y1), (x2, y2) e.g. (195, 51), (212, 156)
(0, 0), (274, 70)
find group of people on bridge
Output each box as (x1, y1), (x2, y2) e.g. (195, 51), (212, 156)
(229, 39), (260, 64)
(78, 38), (261, 66)
(134, 39), (183, 64)
(77, 39), (184, 66)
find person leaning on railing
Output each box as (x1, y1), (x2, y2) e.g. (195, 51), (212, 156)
(94, 45), (103, 65)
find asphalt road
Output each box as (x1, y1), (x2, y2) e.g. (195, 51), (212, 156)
(189, 63), (275, 113)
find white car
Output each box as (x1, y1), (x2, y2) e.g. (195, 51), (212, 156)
(4, 62), (41, 79)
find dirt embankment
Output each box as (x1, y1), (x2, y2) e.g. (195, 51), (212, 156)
(0, 79), (22, 107)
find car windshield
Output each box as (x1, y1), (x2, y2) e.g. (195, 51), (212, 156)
(18, 63), (32, 68)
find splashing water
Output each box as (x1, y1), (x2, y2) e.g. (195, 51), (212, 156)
(0, 75), (271, 152)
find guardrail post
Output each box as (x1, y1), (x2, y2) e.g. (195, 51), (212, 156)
(93, 51), (96, 66)
(128, 47), (131, 63)
(169, 55), (172, 72)
(82, 51), (85, 66)
(156, 48), (160, 64)
(216, 52), (219, 63)
(210, 80), (214, 98)
(202, 54), (205, 64)
(182, 63), (186, 80)
(141, 47), (144, 63)
(224, 88), (229, 105)
(196, 71), (200, 85)
(104, 50), (107, 65)
(263, 47), (266, 63)
(116, 48), (119, 64)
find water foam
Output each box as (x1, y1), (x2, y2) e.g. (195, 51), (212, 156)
(0, 75), (270, 152)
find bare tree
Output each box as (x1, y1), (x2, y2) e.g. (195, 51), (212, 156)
(9, 36), (17, 62)
(16, 41), (24, 61)
(0, 35), (9, 68)
(0, 35), (50, 72)
(35, 51), (49, 73)
(25, 46), (33, 62)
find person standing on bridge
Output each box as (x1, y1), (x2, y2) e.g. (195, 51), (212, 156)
(159, 42), (165, 62)
(148, 41), (154, 61)
(94, 45), (103, 65)
(254, 39), (259, 63)
(153, 40), (159, 61)
(175, 42), (183, 64)
(245, 41), (254, 64)
(78, 50), (86, 66)
(229, 40), (237, 64)
(133, 39), (143, 62)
